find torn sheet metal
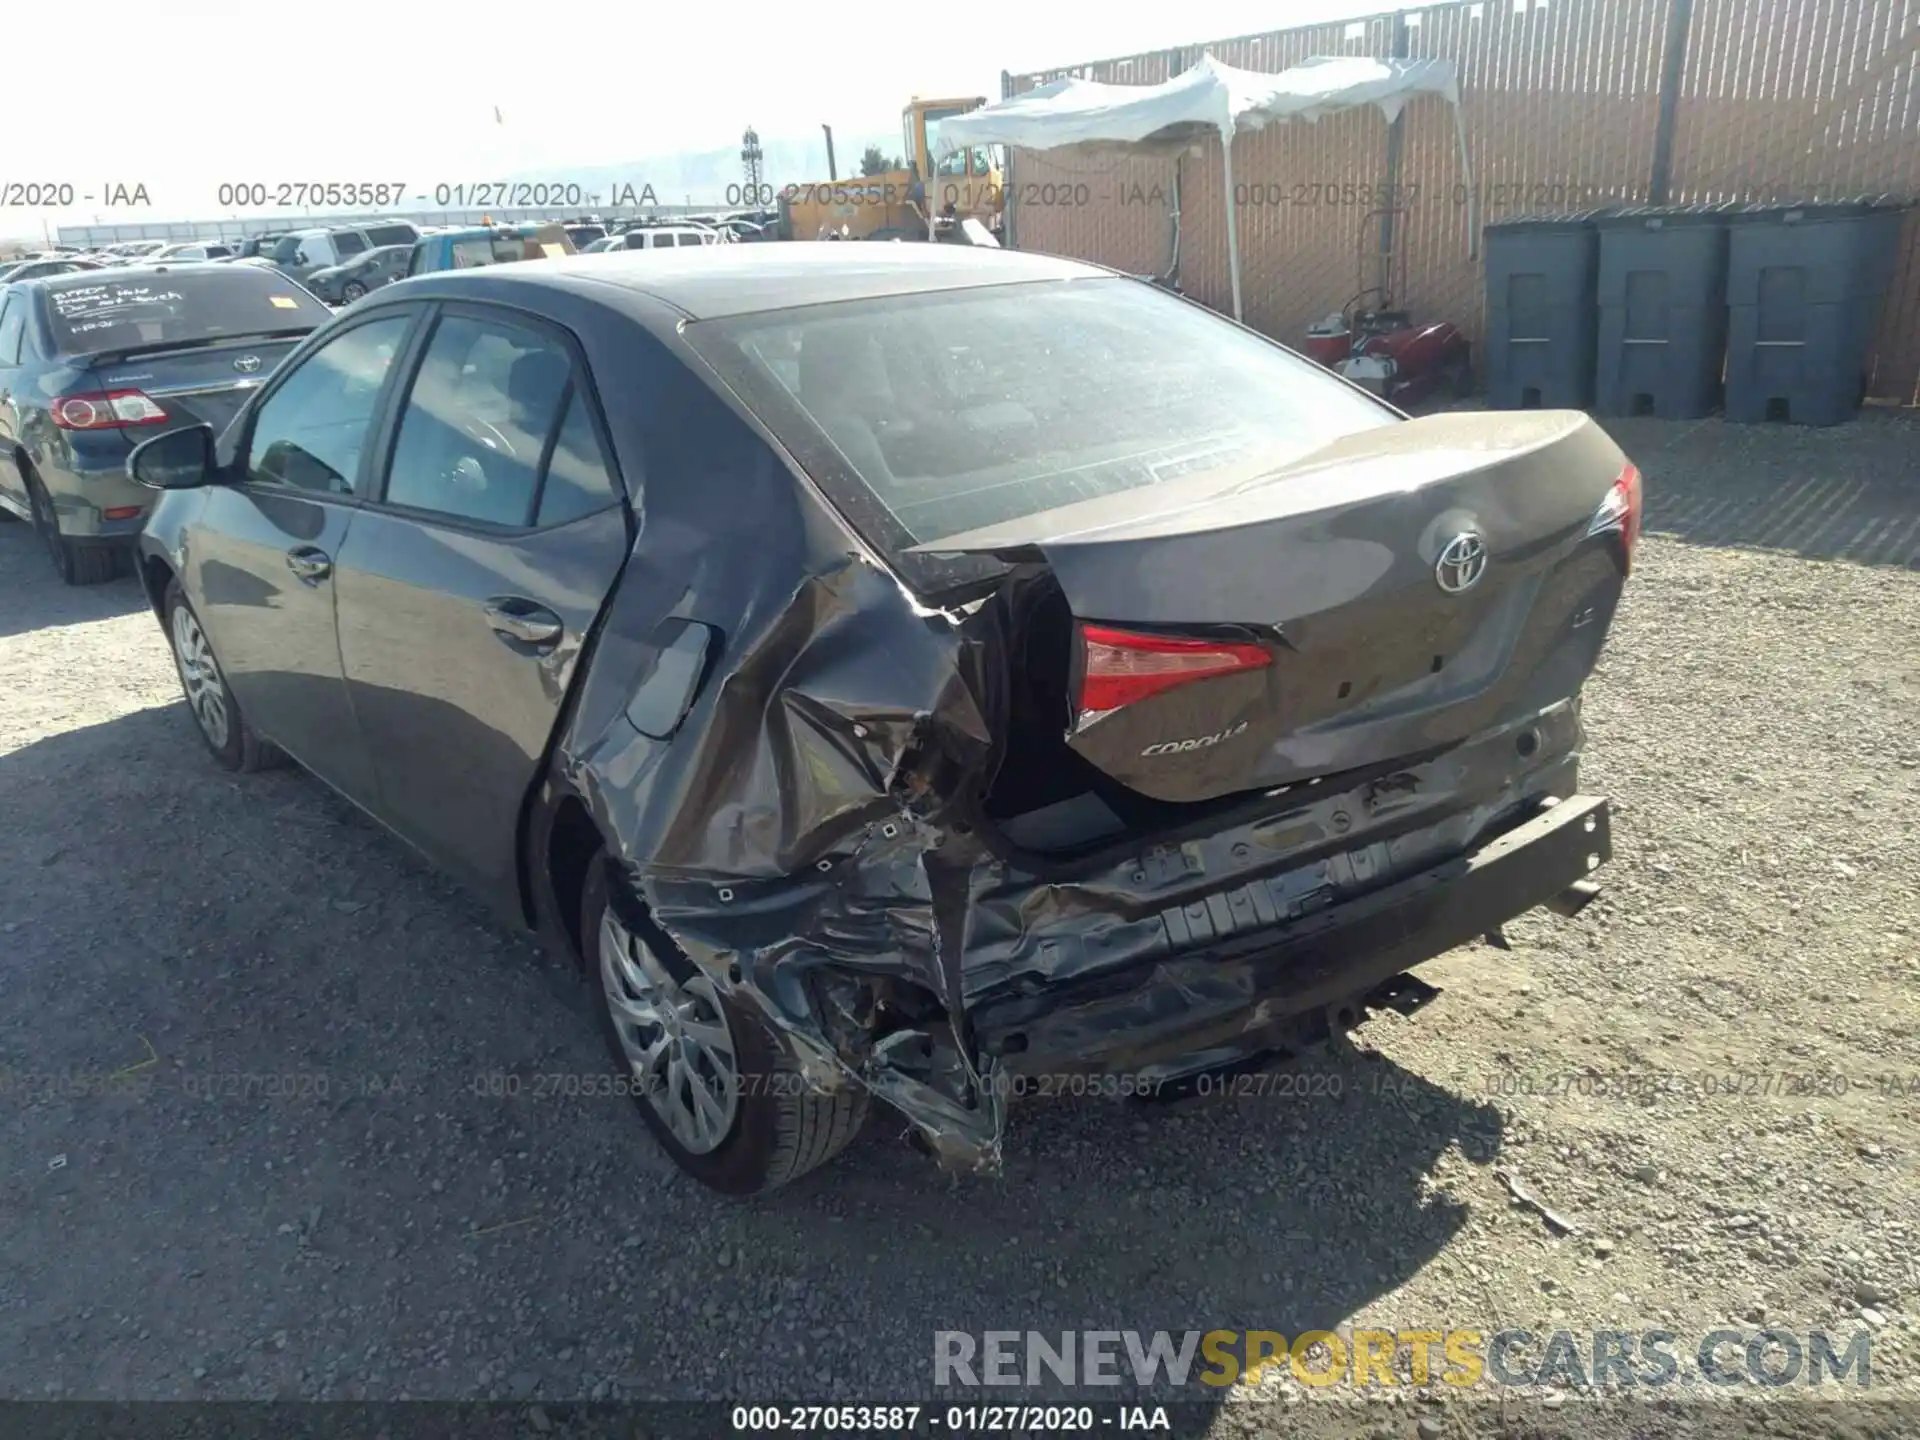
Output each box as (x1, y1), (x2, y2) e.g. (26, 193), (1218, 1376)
(554, 533), (1589, 1172)
(544, 370), (1621, 1174)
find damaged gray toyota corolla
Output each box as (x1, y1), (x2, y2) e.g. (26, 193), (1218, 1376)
(129, 245), (1634, 1194)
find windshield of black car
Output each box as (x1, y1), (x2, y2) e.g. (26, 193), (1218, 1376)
(686, 277), (1396, 591)
(45, 270), (331, 354)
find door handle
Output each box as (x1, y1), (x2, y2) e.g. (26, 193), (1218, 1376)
(484, 598), (563, 647)
(286, 546), (332, 583)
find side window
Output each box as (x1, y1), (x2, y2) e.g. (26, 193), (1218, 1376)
(383, 313), (571, 527)
(334, 232), (368, 258)
(244, 315), (411, 494)
(450, 239), (493, 269)
(536, 387), (621, 526)
(677, 233), (704, 247)
(0, 298), (23, 366)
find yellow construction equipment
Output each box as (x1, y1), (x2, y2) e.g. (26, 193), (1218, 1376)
(777, 97), (1003, 242)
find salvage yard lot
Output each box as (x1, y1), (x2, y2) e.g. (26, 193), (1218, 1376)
(1, 411), (1917, 1417)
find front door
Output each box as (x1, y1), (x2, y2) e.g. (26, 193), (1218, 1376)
(188, 310), (418, 808)
(330, 305), (632, 895)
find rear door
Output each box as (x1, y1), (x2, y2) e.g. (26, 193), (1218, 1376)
(0, 295), (27, 516)
(187, 308), (421, 807)
(330, 303), (631, 893)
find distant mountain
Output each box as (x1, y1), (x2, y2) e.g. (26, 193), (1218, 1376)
(513, 132), (903, 208)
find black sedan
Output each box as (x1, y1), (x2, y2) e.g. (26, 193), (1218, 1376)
(302, 244), (413, 305)
(0, 264), (331, 582)
(127, 246), (1633, 1193)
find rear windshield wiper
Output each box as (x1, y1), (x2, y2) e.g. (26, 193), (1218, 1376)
(80, 327), (316, 364)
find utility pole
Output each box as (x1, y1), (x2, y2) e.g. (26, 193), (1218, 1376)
(742, 127), (765, 204)
(822, 124), (838, 182)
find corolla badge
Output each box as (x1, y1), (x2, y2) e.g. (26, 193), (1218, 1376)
(1435, 531), (1488, 593)
(1141, 719), (1251, 757)
(232, 355), (262, 374)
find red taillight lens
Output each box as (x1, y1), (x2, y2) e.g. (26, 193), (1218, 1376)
(1588, 461), (1643, 573)
(1078, 623), (1272, 717)
(51, 390), (168, 430)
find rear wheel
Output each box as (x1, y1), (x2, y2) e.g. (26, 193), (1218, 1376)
(342, 280), (366, 301)
(162, 579), (284, 771)
(26, 471), (118, 585)
(582, 857), (867, 1194)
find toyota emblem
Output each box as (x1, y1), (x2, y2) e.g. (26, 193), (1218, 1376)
(1435, 532), (1488, 593)
(233, 354), (262, 374)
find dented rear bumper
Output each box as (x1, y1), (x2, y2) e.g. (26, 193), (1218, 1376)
(970, 792), (1611, 1078)
(591, 683), (1608, 1175)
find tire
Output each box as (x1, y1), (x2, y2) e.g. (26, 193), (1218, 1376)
(582, 856), (867, 1195)
(162, 578), (285, 772)
(26, 471), (118, 585)
(342, 281), (366, 301)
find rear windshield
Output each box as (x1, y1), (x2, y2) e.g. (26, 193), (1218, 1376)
(363, 224), (417, 247)
(448, 228), (573, 269)
(44, 270), (332, 355)
(685, 277), (1396, 595)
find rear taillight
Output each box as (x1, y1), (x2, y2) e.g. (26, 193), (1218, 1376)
(51, 390), (168, 431)
(1078, 623), (1272, 719)
(1587, 461), (1643, 573)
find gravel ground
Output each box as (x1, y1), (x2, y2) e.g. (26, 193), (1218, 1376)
(1, 411), (1917, 1433)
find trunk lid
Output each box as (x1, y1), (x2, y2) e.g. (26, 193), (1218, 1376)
(92, 336), (305, 435)
(920, 410), (1634, 804)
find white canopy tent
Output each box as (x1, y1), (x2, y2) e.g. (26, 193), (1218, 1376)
(935, 53), (1477, 322)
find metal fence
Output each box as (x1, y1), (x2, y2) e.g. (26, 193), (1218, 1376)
(51, 206), (718, 248)
(1003, 0), (1920, 404)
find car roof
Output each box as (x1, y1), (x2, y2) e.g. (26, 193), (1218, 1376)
(403, 242), (1101, 320)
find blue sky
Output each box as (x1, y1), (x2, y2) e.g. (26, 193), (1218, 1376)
(2, 0), (1381, 232)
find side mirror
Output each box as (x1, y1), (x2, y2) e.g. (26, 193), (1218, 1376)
(127, 424), (217, 489)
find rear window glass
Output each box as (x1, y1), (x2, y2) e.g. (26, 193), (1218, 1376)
(448, 232), (568, 268)
(363, 225), (417, 247)
(44, 270), (332, 354)
(686, 277), (1397, 595)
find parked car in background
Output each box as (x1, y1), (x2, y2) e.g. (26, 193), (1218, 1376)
(303, 245), (412, 304)
(0, 256), (105, 285)
(591, 225), (722, 252)
(565, 223), (608, 250)
(360, 220), (423, 249)
(403, 222), (575, 276)
(100, 241), (170, 265)
(268, 228), (374, 282)
(0, 264), (332, 583)
(237, 233), (292, 261)
(149, 241), (236, 263)
(123, 245), (1632, 1194)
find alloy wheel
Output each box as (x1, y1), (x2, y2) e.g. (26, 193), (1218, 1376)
(598, 906), (741, 1154)
(171, 605), (231, 749)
